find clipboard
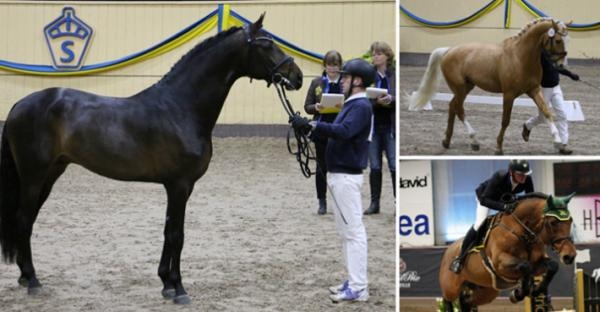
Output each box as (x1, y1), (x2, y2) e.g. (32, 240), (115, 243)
(320, 93), (344, 114)
(366, 87), (388, 99)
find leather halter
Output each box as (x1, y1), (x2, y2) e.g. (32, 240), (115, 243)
(244, 26), (294, 86)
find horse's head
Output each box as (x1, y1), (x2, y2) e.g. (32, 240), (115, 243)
(242, 14), (303, 90)
(543, 193), (576, 265)
(542, 19), (570, 67)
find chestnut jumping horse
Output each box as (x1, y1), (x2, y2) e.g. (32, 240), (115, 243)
(438, 193), (576, 311)
(0, 15), (303, 304)
(408, 18), (570, 155)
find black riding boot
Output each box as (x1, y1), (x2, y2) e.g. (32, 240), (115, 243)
(450, 227), (477, 273)
(317, 198), (326, 215)
(364, 170), (382, 215)
(391, 170), (396, 198)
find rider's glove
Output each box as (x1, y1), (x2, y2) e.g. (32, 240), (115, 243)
(503, 202), (517, 213)
(290, 115), (313, 135)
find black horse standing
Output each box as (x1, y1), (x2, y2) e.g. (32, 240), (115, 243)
(0, 15), (302, 304)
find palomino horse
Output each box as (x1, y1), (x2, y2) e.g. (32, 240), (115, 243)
(439, 193), (576, 311)
(408, 18), (570, 155)
(0, 15), (302, 304)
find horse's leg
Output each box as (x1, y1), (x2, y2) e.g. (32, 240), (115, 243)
(454, 84), (478, 151)
(531, 258), (559, 297)
(16, 163), (67, 294)
(159, 181), (194, 304)
(509, 261), (533, 303)
(527, 88), (561, 144)
(442, 91), (468, 149)
(442, 299), (454, 312)
(496, 95), (516, 155)
(470, 286), (499, 307)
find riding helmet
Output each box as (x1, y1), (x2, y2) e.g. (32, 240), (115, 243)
(339, 58), (376, 87)
(508, 159), (532, 175)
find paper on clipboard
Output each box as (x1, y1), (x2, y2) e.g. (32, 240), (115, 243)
(320, 93), (344, 114)
(366, 87), (388, 99)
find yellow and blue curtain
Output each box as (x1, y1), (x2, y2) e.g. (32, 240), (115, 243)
(401, 0), (600, 30)
(0, 4), (324, 76)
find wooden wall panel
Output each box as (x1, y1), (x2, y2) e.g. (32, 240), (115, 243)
(0, 1), (395, 122)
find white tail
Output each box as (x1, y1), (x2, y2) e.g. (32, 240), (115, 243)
(408, 47), (450, 111)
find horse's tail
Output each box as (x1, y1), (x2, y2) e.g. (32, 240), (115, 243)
(0, 123), (20, 263)
(407, 47), (450, 111)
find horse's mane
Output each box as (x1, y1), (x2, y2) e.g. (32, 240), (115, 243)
(156, 26), (243, 85)
(508, 17), (555, 40)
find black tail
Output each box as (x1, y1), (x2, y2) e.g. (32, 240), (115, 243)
(0, 123), (20, 263)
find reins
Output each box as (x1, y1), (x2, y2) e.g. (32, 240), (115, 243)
(273, 78), (316, 178)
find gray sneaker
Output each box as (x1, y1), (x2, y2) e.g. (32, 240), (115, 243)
(328, 280), (348, 294)
(329, 287), (369, 303)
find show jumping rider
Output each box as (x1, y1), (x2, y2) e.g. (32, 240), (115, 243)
(450, 159), (535, 273)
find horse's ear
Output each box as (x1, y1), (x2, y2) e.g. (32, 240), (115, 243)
(565, 192), (576, 204)
(250, 13), (266, 37)
(566, 20), (573, 26)
(547, 195), (555, 209)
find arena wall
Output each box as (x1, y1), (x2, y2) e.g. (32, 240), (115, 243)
(0, 0), (395, 124)
(400, 0), (600, 62)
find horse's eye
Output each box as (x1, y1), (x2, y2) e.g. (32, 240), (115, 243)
(555, 39), (562, 44)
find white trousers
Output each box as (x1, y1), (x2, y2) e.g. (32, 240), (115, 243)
(525, 85), (569, 145)
(474, 199), (489, 231)
(327, 173), (368, 291)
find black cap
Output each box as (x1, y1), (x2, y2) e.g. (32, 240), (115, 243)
(509, 159), (532, 175)
(339, 58), (376, 87)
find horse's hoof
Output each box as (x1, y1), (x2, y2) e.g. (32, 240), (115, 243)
(509, 289), (523, 303)
(27, 286), (42, 296)
(442, 140), (450, 149)
(161, 288), (176, 299)
(18, 277), (28, 287)
(494, 150), (504, 155)
(173, 294), (191, 305)
(471, 143), (480, 151)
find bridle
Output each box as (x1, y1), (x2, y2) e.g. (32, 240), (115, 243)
(495, 203), (573, 253)
(244, 26), (294, 87)
(543, 27), (568, 63)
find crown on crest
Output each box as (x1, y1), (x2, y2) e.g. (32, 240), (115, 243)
(43, 7), (94, 70)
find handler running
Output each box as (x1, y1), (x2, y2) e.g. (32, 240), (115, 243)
(450, 159), (535, 273)
(522, 51), (580, 155)
(290, 58), (375, 302)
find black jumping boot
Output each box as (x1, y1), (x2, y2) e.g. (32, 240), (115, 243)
(449, 227), (477, 273)
(317, 198), (326, 215)
(364, 170), (382, 215)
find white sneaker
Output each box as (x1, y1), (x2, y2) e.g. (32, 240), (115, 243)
(329, 287), (369, 303)
(328, 280), (348, 294)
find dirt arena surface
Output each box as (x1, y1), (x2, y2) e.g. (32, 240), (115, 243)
(0, 137), (395, 312)
(400, 297), (575, 311)
(399, 64), (600, 155)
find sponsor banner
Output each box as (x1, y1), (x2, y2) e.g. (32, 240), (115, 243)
(567, 197), (600, 243)
(399, 160), (435, 246)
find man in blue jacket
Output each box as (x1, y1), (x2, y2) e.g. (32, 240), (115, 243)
(291, 58), (375, 303)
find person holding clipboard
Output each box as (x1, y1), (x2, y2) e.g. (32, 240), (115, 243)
(303, 50), (344, 215)
(364, 41), (396, 215)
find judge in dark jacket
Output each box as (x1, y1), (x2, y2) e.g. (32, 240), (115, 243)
(304, 50), (343, 215)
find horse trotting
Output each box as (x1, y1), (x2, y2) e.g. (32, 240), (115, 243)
(438, 193), (576, 311)
(0, 14), (303, 304)
(409, 18), (570, 155)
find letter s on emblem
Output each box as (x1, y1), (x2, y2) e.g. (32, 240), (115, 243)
(60, 40), (75, 63)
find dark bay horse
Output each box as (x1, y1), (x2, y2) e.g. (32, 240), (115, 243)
(408, 18), (570, 155)
(439, 193), (576, 311)
(0, 14), (302, 304)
